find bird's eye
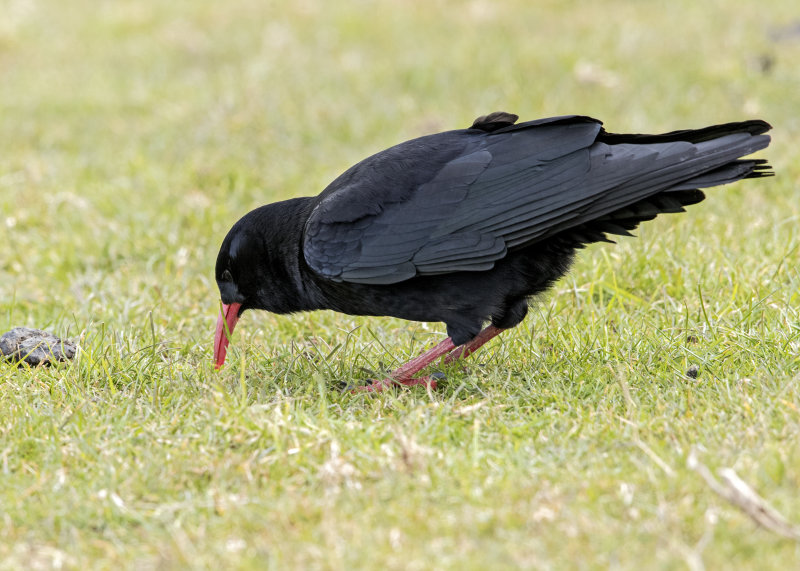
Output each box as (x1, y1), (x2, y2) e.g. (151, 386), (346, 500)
(221, 269), (233, 282)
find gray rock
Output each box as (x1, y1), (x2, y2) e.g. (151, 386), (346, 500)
(0, 327), (77, 366)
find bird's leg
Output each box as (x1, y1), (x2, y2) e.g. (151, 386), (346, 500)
(444, 325), (506, 364)
(359, 325), (506, 392)
(359, 336), (456, 392)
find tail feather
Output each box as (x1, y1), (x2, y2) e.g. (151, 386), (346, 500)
(573, 131), (770, 227)
(598, 119), (772, 145)
(670, 159), (773, 191)
(743, 159), (774, 179)
(574, 121), (772, 244)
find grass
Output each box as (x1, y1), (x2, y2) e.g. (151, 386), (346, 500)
(1, 0), (799, 568)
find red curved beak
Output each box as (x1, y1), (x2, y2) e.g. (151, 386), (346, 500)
(214, 302), (242, 369)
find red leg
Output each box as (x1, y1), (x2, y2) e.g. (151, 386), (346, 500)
(359, 337), (455, 392)
(358, 325), (506, 392)
(444, 325), (505, 364)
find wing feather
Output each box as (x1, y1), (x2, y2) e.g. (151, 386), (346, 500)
(303, 115), (769, 285)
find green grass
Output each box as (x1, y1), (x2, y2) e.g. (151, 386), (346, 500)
(2, 0), (800, 568)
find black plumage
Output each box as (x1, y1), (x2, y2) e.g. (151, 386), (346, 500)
(213, 112), (772, 378)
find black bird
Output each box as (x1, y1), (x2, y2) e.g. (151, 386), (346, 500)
(214, 112), (772, 390)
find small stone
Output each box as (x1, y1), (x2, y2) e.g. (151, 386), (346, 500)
(0, 327), (77, 366)
(686, 364), (699, 379)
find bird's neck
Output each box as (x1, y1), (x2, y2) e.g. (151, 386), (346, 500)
(245, 197), (322, 314)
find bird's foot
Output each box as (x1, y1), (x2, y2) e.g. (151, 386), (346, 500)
(357, 372), (445, 393)
(350, 326), (506, 394)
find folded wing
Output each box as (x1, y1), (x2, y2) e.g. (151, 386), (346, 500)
(303, 115), (770, 285)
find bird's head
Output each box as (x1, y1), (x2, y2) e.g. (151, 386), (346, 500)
(213, 200), (313, 369)
(213, 219), (261, 370)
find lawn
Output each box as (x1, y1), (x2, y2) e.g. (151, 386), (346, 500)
(1, 0), (799, 568)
